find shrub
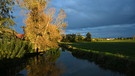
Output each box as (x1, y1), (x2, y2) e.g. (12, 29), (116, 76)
(0, 38), (34, 59)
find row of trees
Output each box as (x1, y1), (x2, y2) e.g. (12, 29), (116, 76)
(61, 34), (135, 42)
(61, 32), (92, 42)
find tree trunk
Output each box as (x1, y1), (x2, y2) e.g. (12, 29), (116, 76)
(36, 47), (38, 53)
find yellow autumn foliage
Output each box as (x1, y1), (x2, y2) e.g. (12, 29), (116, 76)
(17, 0), (66, 52)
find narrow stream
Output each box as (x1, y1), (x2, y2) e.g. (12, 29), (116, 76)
(16, 48), (125, 76)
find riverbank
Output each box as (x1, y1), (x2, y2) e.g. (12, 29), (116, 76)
(59, 42), (135, 76)
(60, 41), (135, 60)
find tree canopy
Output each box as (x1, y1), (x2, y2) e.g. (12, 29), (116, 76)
(0, 0), (15, 27)
(0, 0), (15, 39)
(17, 0), (67, 52)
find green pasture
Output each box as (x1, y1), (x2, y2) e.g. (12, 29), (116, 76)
(95, 39), (135, 42)
(64, 40), (135, 59)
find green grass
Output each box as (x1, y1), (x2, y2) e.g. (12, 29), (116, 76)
(64, 40), (135, 59)
(96, 39), (135, 42)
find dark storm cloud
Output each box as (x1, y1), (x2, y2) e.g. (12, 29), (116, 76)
(52, 0), (135, 27)
(50, 0), (135, 37)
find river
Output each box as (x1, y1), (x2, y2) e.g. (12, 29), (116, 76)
(14, 48), (125, 76)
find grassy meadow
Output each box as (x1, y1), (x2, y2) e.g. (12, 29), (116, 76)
(62, 40), (135, 59)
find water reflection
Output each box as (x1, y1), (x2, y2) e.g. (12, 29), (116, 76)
(0, 48), (130, 76)
(0, 49), (64, 76)
(19, 50), (64, 76)
(0, 58), (28, 76)
(21, 49), (64, 76)
(62, 47), (135, 76)
(56, 49), (125, 76)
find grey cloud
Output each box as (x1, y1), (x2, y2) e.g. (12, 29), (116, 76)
(52, 0), (135, 29)
(66, 23), (135, 37)
(51, 0), (135, 37)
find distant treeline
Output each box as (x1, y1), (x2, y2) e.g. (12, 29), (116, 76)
(92, 36), (135, 42)
(61, 32), (92, 42)
(61, 32), (135, 42)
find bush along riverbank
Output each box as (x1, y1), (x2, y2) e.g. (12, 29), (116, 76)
(0, 38), (60, 69)
(59, 43), (135, 76)
(0, 38), (35, 59)
(0, 38), (39, 70)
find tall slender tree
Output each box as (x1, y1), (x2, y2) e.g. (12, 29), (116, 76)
(17, 0), (67, 52)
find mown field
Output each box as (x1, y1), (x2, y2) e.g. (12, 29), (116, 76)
(64, 40), (135, 59)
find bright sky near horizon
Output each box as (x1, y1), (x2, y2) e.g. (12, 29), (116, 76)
(13, 0), (135, 38)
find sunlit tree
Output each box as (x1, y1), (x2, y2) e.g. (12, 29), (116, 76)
(17, 0), (67, 52)
(76, 33), (84, 41)
(54, 9), (67, 34)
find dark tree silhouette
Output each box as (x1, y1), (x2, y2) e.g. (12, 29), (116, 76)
(85, 32), (92, 42)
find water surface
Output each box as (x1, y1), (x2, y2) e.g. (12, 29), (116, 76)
(17, 49), (125, 76)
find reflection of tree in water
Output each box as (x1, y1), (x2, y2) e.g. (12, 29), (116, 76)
(26, 49), (64, 76)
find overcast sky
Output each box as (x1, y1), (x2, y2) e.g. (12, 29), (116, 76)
(14, 0), (135, 38)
